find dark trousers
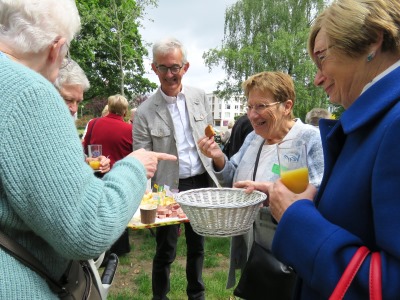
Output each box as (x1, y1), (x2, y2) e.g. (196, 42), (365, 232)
(110, 228), (130, 256)
(152, 173), (209, 300)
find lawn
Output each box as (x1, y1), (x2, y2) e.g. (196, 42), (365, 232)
(107, 226), (239, 300)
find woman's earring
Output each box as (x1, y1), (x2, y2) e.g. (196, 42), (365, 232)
(367, 52), (375, 62)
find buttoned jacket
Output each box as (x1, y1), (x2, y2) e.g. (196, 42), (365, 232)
(272, 66), (400, 299)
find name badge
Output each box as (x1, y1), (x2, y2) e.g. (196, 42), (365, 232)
(272, 164), (280, 175)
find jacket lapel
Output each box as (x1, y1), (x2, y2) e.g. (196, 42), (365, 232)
(153, 91), (173, 129)
(314, 119), (346, 207)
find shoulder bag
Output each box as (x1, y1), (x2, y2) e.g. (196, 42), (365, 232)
(329, 246), (382, 300)
(0, 230), (102, 299)
(233, 140), (296, 300)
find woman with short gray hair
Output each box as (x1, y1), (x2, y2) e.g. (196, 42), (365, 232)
(0, 1), (175, 298)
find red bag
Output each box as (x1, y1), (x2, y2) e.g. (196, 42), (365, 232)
(329, 246), (382, 300)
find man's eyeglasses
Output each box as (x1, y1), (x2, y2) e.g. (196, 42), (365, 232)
(156, 64), (184, 74)
(246, 101), (281, 113)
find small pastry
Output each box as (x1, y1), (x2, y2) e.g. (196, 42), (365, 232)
(205, 125), (216, 138)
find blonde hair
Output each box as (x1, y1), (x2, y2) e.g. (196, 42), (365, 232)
(242, 71), (295, 102)
(101, 105), (109, 117)
(243, 71), (295, 102)
(107, 95), (128, 116)
(308, 0), (400, 60)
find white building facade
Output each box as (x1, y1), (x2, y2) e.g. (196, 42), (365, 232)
(206, 93), (247, 129)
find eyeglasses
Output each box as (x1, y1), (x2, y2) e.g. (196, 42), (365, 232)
(60, 44), (71, 69)
(156, 64), (184, 74)
(246, 101), (281, 113)
(314, 45), (334, 69)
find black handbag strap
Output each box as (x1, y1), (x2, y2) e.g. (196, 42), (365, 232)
(252, 140), (265, 181)
(252, 139), (278, 225)
(0, 230), (64, 294)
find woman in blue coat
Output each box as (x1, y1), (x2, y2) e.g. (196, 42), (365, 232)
(236, 0), (400, 298)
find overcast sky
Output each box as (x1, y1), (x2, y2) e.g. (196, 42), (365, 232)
(138, 0), (238, 94)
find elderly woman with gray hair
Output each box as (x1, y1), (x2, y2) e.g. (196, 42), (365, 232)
(237, 0), (400, 298)
(305, 107), (331, 127)
(198, 71), (324, 299)
(0, 0), (175, 298)
(54, 59), (90, 117)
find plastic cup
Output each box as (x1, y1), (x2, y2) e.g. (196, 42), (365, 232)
(88, 144), (102, 158)
(277, 139), (309, 193)
(140, 204), (157, 224)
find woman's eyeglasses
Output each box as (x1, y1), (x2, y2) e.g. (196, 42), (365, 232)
(156, 64), (184, 74)
(61, 44), (71, 69)
(314, 45), (334, 69)
(246, 101), (281, 113)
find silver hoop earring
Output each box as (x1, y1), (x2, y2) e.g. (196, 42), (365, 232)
(367, 52), (375, 62)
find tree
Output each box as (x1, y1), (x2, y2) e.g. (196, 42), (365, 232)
(203, 0), (331, 120)
(72, 0), (157, 108)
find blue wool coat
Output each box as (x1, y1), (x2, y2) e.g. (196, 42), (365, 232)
(272, 65), (400, 299)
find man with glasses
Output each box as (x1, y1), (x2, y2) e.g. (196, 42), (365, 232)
(133, 37), (218, 300)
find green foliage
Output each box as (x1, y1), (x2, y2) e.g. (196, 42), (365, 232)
(72, 0), (158, 105)
(203, 0), (330, 121)
(75, 115), (93, 129)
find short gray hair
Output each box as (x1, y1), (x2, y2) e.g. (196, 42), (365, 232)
(305, 108), (331, 126)
(152, 37), (188, 64)
(54, 59), (90, 91)
(0, 0), (80, 54)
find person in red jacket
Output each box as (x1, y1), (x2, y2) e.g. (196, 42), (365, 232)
(83, 94), (133, 257)
(83, 94), (132, 168)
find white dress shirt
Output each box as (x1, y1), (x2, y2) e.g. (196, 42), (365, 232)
(160, 87), (205, 179)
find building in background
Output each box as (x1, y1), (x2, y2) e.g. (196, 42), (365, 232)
(207, 93), (246, 130)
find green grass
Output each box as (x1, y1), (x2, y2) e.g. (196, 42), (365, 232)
(107, 227), (238, 300)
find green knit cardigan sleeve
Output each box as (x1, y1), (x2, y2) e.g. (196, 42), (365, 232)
(0, 59), (146, 273)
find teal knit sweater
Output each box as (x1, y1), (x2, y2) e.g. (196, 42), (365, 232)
(0, 56), (147, 298)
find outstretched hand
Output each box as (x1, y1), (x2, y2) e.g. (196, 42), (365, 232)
(235, 179), (317, 221)
(128, 148), (177, 179)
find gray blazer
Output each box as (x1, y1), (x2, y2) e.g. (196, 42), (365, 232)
(133, 86), (218, 189)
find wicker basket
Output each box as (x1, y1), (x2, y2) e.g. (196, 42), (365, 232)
(174, 188), (267, 237)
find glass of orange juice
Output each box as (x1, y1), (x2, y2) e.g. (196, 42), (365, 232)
(88, 144), (102, 170)
(277, 139), (309, 193)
